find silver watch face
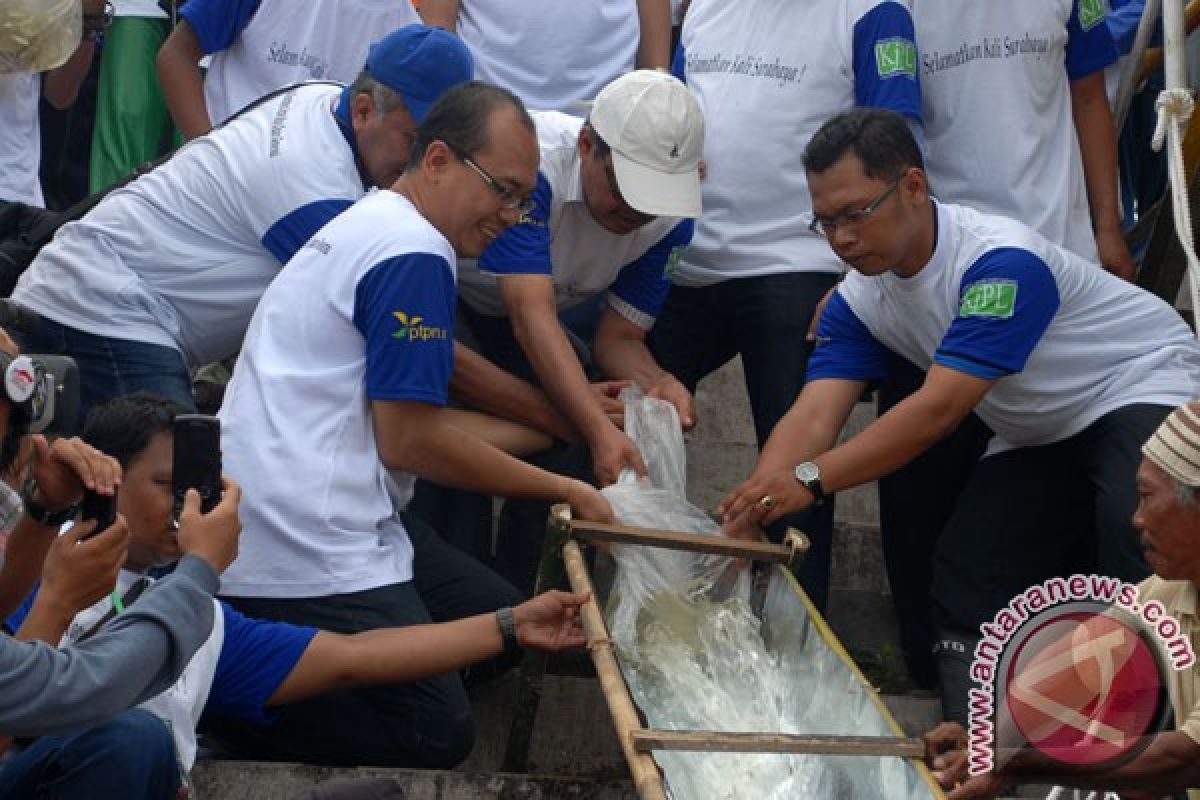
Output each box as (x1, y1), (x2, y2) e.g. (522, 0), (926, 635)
(794, 462), (820, 484)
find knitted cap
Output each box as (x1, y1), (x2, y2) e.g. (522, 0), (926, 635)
(1143, 401), (1200, 486)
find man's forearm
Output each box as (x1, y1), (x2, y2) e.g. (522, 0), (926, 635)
(380, 406), (574, 501)
(512, 311), (615, 444)
(270, 613), (503, 704)
(450, 342), (578, 442)
(1071, 72), (1124, 235)
(636, 0), (673, 69)
(157, 23), (213, 140)
(593, 327), (670, 391)
(996, 730), (1200, 794)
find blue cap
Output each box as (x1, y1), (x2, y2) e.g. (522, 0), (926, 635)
(363, 25), (474, 123)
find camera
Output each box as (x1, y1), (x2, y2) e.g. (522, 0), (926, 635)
(0, 351), (79, 435)
(79, 488), (118, 539)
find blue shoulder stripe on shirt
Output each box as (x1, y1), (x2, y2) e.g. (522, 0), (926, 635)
(933, 247), (1061, 379)
(806, 291), (892, 383)
(206, 601), (316, 724)
(608, 219), (693, 322)
(1066, 0), (1120, 79)
(262, 199), (354, 265)
(353, 253), (456, 405)
(852, 2), (922, 123)
(477, 172), (554, 276)
(179, 0), (263, 56)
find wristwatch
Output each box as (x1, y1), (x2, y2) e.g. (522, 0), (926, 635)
(21, 478), (79, 527)
(495, 607), (520, 656)
(793, 462), (827, 506)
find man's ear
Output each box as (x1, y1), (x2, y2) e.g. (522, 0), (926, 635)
(577, 126), (594, 159)
(421, 140), (454, 180)
(350, 92), (375, 129)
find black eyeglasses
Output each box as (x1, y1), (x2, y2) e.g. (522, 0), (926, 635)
(808, 175), (903, 238)
(448, 144), (535, 215)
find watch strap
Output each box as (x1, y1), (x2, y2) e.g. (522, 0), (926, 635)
(496, 607), (520, 655)
(21, 479), (78, 527)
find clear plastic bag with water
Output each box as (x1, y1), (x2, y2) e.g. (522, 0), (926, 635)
(601, 388), (937, 799)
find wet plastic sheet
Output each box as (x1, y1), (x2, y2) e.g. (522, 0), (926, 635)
(601, 389), (940, 799)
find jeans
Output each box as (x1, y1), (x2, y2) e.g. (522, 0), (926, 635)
(16, 316), (194, 431)
(208, 514), (523, 768)
(647, 272), (840, 611)
(0, 710), (180, 800)
(931, 403), (1165, 724)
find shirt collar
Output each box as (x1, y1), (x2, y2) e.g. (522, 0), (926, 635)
(333, 88), (372, 192)
(564, 146), (585, 205)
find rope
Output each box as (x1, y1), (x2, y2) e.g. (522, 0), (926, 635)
(1152, 86), (1200, 335)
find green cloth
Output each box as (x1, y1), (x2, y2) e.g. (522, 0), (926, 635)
(88, 16), (178, 194)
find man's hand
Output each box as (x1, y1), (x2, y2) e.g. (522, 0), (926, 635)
(562, 478), (615, 524)
(590, 426), (647, 486)
(590, 380), (631, 429)
(36, 517), (130, 624)
(176, 478), (242, 574)
(924, 722), (970, 789)
(646, 374), (696, 431)
(513, 590), (590, 652)
(947, 772), (1009, 800)
(28, 435), (122, 512)
(719, 466), (812, 529)
(1095, 226), (1136, 282)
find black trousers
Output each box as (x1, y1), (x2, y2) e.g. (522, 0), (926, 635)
(206, 514), (523, 768)
(876, 356), (993, 689)
(931, 403), (1164, 723)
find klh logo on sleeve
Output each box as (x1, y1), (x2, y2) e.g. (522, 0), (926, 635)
(967, 575), (1195, 776)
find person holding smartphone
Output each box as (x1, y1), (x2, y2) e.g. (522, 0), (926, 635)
(6, 391), (595, 786)
(0, 327), (245, 800)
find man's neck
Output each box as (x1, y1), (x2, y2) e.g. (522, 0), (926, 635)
(892, 199), (938, 279)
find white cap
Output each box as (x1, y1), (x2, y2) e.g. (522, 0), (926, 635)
(589, 70), (704, 218)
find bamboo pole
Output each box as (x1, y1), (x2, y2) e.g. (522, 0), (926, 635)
(562, 539), (668, 800)
(631, 730), (925, 759)
(567, 519), (805, 564)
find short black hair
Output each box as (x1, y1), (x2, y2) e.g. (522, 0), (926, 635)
(803, 108), (924, 181)
(582, 121), (610, 159)
(408, 80), (534, 167)
(82, 392), (185, 469)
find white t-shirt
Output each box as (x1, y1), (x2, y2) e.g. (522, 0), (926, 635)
(457, 111), (690, 329)
(672, 0), (922, 286)
(809, 202), (1200, 453)
(0, 72), (43, 207)
(14, 83), (369, 368)
(454, 0), (638, 114)
(112, 0), (169, 18)
(181, 0), (420, 125)
(219, 189), (458, 598)
(914, 0), (1118, 259)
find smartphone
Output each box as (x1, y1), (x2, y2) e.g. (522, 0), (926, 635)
(173, 414), (222, 516)
(79, 488), (117, 539)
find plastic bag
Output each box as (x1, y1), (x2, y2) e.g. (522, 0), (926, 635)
(0, 0), (82, 74)
(600, 389), (923, 799)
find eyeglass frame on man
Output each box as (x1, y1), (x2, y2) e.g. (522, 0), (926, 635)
(443, 141), (536, 215)
(807, 173), (905, 238)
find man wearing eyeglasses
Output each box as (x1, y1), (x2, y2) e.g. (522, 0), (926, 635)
(720, 107), (1200, 728)
(12, 25), (563, 434)
(446, 70), (700, 588)
(209, 81), (615, 767)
